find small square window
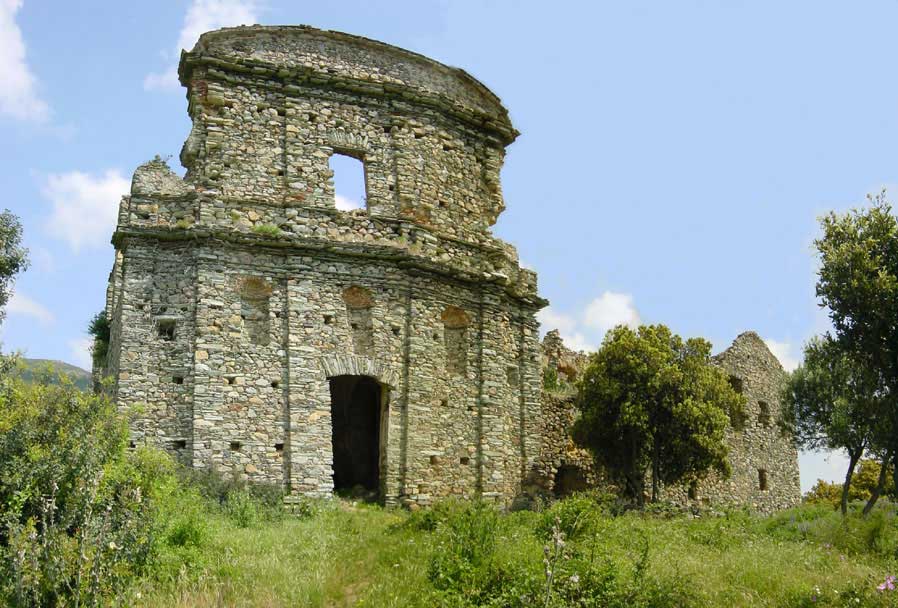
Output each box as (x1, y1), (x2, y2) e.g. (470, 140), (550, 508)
(460, 457), (470, 466)
(728, 375), (744, 394)
(271, 380), (280, 389)
(157, 319), (176, 341)
(274, 443), (284, 452)
(324, 314), (334, 325)
(172, 375), (184, 385)
(173, 439), (187, 450)
(230, 441), (242, 452)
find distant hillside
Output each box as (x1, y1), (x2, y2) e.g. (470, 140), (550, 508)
(18, 358), (92, 391)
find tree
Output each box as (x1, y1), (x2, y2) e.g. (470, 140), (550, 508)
(783, 335), (883, 516)
(0, 210), (29, 326)
(572, 324), (743, 505)
(814, 191), (898, 510)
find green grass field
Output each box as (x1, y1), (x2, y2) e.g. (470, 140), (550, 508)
(130, 496), (898, 608)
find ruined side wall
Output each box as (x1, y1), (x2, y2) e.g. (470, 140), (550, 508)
(536, 331), (801, 511)
(661, 332), (801, 512)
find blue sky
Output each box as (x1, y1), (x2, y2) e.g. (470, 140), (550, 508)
(3, 0), (895, 491)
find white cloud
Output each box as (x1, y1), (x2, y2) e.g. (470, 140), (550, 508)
(764, 338), (800, 372)
(335, 194), (364, 212)
(145, 0), (260, 91)
(583, 291), (640, 335)
(7, 291), (54, 324)
(536, 307), (594, 352)
(67, 337), (92, 370)
(0, 0), (49, 122)
(42, 169), (129, 252)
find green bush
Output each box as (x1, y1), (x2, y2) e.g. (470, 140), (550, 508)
(252, 223), (282, 238)
(427, 500), (500, 599)
(535, 493), (604, 541)
(0, 367), (178, 606)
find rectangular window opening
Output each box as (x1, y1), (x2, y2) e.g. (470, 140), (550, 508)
(157, 319), (176, 341)
(758, 469), (769, 491)
(230, 441), (242, 452)
(172, 375), (184, 385)
(275, 443), (284, 452)
(330, 153), (367, 212)
(758, 401), (771, 427)
(173, 439), (187, 450)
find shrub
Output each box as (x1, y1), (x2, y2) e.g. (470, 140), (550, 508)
(87, 310), (110, 367)
(535, 493), (604, 541)
(427, 500), (500, 598)
(252, 223), (282, 238)
(0, 369), (177, 606)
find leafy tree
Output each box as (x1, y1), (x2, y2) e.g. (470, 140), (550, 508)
(814, 191), (898, 510)
(0, 210), (29, 326)
(572, 324), (743, 505)
(783, 335), (883, 515)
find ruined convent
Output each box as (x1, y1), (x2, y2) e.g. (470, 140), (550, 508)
(101, 25), (800, 511)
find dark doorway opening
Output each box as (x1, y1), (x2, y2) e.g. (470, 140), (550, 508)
(553, 464), (589, 498)
(329, 375), (382, 496)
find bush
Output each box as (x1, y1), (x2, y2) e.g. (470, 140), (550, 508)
(427, 500), (501, 599)
(252, 223), (282, 238)
(535, 493), (605, 541)
(0, 367), (177, 606)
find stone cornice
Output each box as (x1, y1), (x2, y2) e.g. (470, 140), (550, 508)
(112, 226), (548, 310)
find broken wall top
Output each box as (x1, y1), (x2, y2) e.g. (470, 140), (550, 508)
(179, 25), (518, 145)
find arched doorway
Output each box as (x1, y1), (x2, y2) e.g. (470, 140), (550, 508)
(329, 375), (384, 496)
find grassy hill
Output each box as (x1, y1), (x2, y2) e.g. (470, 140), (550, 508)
(17, 358), (92, 390)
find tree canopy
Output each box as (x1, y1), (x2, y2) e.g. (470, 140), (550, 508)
(0, 210), (29, 326)
(572, 324), (743, 505)
(811, 192), (898, 510)
(783, 335), (884, 515)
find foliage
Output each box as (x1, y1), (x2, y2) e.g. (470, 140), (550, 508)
(806, 460), (896, 508)
(0, 209), (28, 326)
(783, 334), (885, 514)
(572, 324), (743, 504)
(0, 371), (175, 606)
(251, 223), (282, 238)
(87, 310), (111, 368)
(814, 191), (898, 501)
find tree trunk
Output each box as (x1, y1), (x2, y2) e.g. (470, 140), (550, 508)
(862, 454), (890, 516)
(651, 441), (660, 503)
(840, 449), (861, 517)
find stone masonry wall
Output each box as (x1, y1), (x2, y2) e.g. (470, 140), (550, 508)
(104, 25), (545, 507)
(537, 331), (801, 512)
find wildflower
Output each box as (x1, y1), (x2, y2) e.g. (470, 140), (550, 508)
(108, 541), (118, 551)
(569, 574), (580, 584)
(877, 575), (896, 592)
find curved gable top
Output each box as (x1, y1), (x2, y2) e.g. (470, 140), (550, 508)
(179, 25), (518, 144)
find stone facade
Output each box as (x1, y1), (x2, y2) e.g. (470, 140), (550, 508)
(103, 25), (545, 507)
(102, 24), (800, 512)
(537, 331), (801, 512)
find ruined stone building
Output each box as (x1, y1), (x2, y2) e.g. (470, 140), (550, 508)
(102, 25), (799, 510)
(103, 25), (544, 507)
(537, 331), (801, 512)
